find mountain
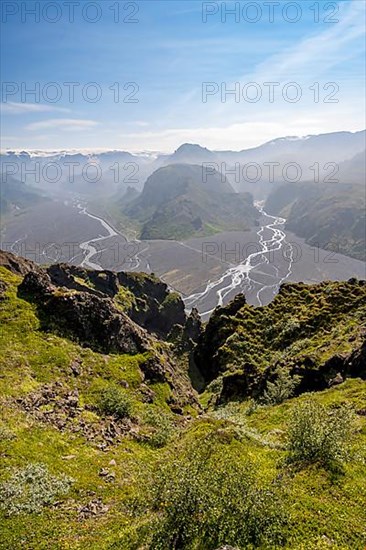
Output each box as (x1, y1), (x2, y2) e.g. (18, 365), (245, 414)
(124, 163), (258, 239)
(158, 132), (366, 195)
(218, 130), (366, 195)
(0, 176), (48, 215)
(338, 150), (366, 184)
(161, 143), (218, 165)
(0, 150), (153, 197)
(1, 251), (365, 549)
(265, 182), (366, 261)
(2, 130), (365, 199)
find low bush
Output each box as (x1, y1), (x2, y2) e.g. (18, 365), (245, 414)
(0, 425), (16, 441)
(96, 385), (133, 419)
(262, 366), (300, 405)
(0, 463), (73, 515)
(143, 408), (174, 448)
(146, 433), (287, 549)
(286, 398), (354, 469)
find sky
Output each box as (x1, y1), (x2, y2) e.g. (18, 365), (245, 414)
(1, 0), (365, 152)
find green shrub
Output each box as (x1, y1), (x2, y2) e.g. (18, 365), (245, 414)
(0, 463), (73, 515)
(245, 397), (258, 415)
(286, 399), (354, 469)
(206, 376), (223, 395)
(147, 434), (286, 549)
(143, 408), (175, 448)
(0, 425), (16, 441)
(96, 386), (133, 419)
(262, 366), (300, 405)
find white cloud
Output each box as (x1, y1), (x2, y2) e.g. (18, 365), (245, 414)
(118, 105), (365, 152)
(1, 102), (71, 114)
(250, 0), (365, 82)
(25, 119), (99, 132)
(166, 0), (365, 130)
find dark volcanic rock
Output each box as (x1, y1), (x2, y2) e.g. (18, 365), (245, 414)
(0, 250), (39, 276)
(16, 261), (199, 410)
(194, 281), (366, 403)
(46, 263), (186, 337)
(218, 365), (262, 404)
(117, 272), (186, 336)
(19, 269), (148, 355)
(194, 294), (246, 383)
(348, 338), (366, 379)
(183, 308), (203, 343)
(1, 250), (199, 411)
(47, 264), (107, 297)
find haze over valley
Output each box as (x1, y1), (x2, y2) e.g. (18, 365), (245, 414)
(2, 1), (366, 547)
(1, 130), (365, 318)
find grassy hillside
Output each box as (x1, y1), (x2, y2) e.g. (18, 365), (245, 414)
(194, 280), (366, 401)
(1, 258), (365, 549)
(265, 182), (366, 261)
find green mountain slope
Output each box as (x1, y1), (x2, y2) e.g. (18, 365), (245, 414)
(124, 164), (258, 240)
(194, 280), (366, 401)
(265, 182), (366, 261)
(0, 177), (48, 216)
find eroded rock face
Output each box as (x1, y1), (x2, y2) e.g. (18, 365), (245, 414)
(46, 263), (186, 337)
(194, 294), (247, 383)
(0, 250), (39, 276)
(183, 308), (203, 343)
(19, 270), (148, 355)
(9, 257), (198, 411)
(218, 346), (366, 404)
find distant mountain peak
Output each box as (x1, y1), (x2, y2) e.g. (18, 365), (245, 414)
(174, 143), (210, 154)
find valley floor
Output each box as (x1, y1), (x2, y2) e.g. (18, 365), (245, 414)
(2, 199), (365, 320)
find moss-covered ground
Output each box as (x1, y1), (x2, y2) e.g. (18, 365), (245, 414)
(0, 267), (365, 549)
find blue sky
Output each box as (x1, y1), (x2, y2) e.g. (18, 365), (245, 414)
(1, 0), (365, 151)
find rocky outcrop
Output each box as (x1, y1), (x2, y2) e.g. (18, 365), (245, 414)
(47, 264), (115, 297)
(18, 382), (135, 448)
(1, 251), (191, 341)
(183, 308), (203, 344)
(46, 263), (186, 337)
(13, 260), (198, 410)
(194, 281), (366, 403)
(218, 342), (366, 403)
(0, 250), (39, 276)
(19, 270), (148, 355)
(117, 272), (186, 336)
(194, 294), (247, 383)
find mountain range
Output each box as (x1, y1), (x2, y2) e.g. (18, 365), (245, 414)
(1, 129), (365, 197)
(1, 129), (365, 261)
